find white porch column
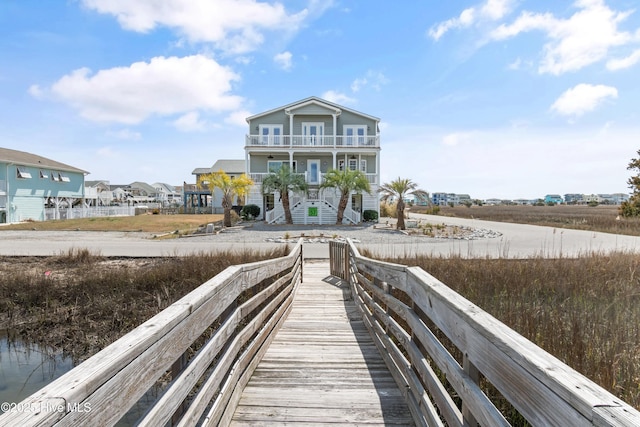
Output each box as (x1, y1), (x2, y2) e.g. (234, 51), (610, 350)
(288, 112), (294, 145)
(289, 151), (294, 170)
(332, 114), (337, 147)
(245, 152), (250, 174)
(332, 151), (337, 170)
(376, 152), (381, 185)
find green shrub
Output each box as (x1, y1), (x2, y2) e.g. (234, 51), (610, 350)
(363, 210), (378, 222)
(241, 204), (261, 219)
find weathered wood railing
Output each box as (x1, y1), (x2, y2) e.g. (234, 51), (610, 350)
(0, 240), (303, 427)
(329, 239), (640, 427)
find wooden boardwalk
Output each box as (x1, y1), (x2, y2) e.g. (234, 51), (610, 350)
(230, 260), (414, 426)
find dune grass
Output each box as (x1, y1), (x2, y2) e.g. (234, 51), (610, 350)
(0, 247), (289, 362)
(364, 249), (640, 411)
(411, 204), (640, 236)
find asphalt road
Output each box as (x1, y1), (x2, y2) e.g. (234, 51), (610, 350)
(1, 215), (639, 259)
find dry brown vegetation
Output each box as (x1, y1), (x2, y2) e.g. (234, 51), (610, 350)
(365, 250), (640, 411)
(0, 214), (224, 233)
(0, 247), (289, 362)
(410, 204), (640, 236)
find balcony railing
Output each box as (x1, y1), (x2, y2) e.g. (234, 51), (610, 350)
(246, 135), (379, 148)
(250, 173), (378, 185)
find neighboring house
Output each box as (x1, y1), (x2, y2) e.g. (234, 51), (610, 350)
(544, 194), (563, 204)
(151, 182), (181, 206)
(0, 147), (88, 223)
(564, 194), (584, 204)
(244, 97), (381, 224)
(84, 180), (112, 206)
(184, 159), (246, 213)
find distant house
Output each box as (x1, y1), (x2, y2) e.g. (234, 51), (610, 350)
(564, 194), (583, 204)
(0, 147), (88, 223)
(544, 194), (563, 204)
(84, 180), (112, 206)
(184, 159), (246, 213)
(152, 182), (181, 206)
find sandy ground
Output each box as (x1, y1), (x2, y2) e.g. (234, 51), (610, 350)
(1, 215), (640, 258)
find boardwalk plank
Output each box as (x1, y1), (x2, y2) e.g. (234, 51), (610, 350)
(230, 260), (414, 426)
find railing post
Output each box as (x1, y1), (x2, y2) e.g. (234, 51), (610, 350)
(343, 243), (350, 282)
(462, 353), (479, 427)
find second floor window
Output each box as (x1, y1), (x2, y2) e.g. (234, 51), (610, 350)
(259, 125), (283, 145)
(343, 125), (366, 146)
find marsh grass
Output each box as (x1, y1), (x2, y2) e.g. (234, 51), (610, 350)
(411, 204), (640, 236)
(364, 250), (640, 411)
(0, 247), (289, 362)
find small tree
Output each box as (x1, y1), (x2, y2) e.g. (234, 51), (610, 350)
(620, 150), (640, 217)
(262, 165), (308, 224)
(320, 169), (371, 224)
(198, 170), (253, 227)
(378, 177), (429, 230)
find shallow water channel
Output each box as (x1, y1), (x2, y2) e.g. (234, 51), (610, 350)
(1, 334), (164, 425)
(0, 335), (74, 411)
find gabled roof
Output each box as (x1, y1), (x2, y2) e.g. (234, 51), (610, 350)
(211, 159), (245, 173)
(193, 159), (245, 175)
(151, 182), (176, 192)
(245, 96), (380, 123)
(129, 181), (157, 194)
(85, 180), (110, 188)
(0, 147), (89, 174)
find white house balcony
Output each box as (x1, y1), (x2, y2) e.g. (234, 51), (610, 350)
(249, 172), (378, 185)
(245, 134), (379, 148)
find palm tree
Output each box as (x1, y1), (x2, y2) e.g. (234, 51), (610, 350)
(198, 170), (253, 227)
(261, 165), (308, 224)
(379, 177), (429, 230)
(320, 168), (371, 224)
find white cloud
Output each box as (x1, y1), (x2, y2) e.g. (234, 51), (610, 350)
(607, 49), (640, 70)
(107, 129), (142, 140)
(442, 132), (472, 146)
(97, 146), (120, 158)
(350, 70), (389, 92)
(273, 51), (293, 71)
(428, 0), (513, 40)
(321, 90), (355, 105)
(550, 83), (618, 117)
(491, 0), (635, 75)
(81, 0), (309, 54)
(28, 84), (44, 99)
(46, 55), (243, 124)
(173, 111), (207, 132)
(225, 109), (252, 127)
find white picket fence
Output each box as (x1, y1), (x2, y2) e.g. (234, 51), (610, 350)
(45, 206), (136, 220)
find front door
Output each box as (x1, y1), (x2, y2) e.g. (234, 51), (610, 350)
(303, 122), (324, 146)
(308, 159), (321, 185)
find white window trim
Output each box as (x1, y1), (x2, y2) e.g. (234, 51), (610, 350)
(268, 160), (297, 173)
(360, 159), (367, 173)
(259, 124), (284, 145)
(338, 159), (345, 171)
(16, 166), (32, 179)
(348, 158), (358, 171)
(343, 125), (367, 146)
(60, 173), (70, 183)
(302, 122), (325, 145)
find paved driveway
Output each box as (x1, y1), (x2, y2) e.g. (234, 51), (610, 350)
(1, 215), (639, 259)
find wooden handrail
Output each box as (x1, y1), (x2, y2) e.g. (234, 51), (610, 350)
(329, 239), (640, 427)
(0, 239), (303, 427)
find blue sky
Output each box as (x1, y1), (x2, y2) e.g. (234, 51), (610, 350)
(1, 0), (640, 199)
